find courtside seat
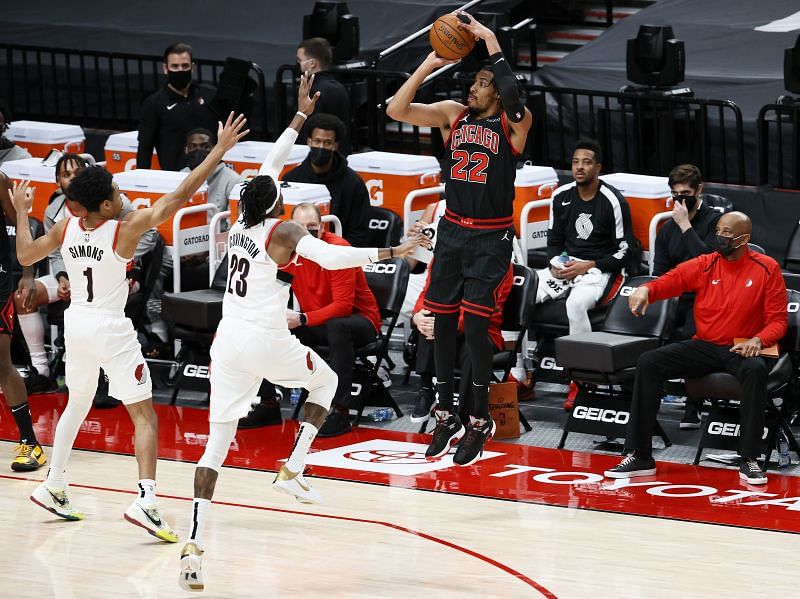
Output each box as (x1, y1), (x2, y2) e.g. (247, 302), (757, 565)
(529, 299), (607, 339)
(553, 276), (678, 449)
(162, 288), (223, 332)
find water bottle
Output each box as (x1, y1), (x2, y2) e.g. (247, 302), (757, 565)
(289, 388), (302, 406)
(558, 251), (570, 266)
(370, 408), (394, 422)
(778, 429), (791, 468)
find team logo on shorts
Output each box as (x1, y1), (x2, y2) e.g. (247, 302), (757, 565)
(306, 352), (314, 372)
(134, 363), (148, 385)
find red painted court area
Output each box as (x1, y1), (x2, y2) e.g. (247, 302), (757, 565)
(4, 393), (800, 534)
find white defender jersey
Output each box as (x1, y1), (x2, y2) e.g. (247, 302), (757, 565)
(222, 217), (290, 329)
(61, 217), (129, 311)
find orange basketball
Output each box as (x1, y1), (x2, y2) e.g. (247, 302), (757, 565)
(429, 14), (476, 60)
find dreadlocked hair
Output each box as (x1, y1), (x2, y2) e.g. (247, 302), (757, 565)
(239, 175), (278, 228)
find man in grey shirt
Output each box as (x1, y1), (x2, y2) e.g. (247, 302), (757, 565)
(180, 128), (242, 216)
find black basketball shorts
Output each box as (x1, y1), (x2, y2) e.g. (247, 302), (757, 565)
(423, 212), (513, 319)
(0, 270), (15, 336)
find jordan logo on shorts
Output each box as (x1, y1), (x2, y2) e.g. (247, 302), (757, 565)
(134, 363), (148, 385)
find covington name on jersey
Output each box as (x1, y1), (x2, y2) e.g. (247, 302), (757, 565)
(228, 232), (260, 259)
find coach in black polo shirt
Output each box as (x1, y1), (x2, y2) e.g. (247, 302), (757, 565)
(652, 164), (721, 277)
(137, 42), (217, 171)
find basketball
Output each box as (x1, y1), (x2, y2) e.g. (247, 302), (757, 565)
(429, 14), (476, 60)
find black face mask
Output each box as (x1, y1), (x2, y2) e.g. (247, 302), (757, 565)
(309, 147), (333, 167)
(714, 234), (745, 257)
(673, 193), (699, 212)
(167, 69), (192, 90)
(185, 149), (210, 170)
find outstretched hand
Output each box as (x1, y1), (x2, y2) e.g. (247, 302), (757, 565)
(452, 11), (494, 41)
(9, 180), (34, 215)
(628, 287), (650, 317)
(392, 233), (429, 258)
(215, 112), (249, 153)
(298, 71), (321, 117)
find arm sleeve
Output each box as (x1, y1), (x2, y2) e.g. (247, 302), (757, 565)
(546, 192), (566, 261)
(652, 228), (670, 277)
(136, 97), (157, 169)
(595, 196), (635, 272)
(295, 234), (378, 270)
(644, 258), (699, 302)
(488, 52), (525, 123)
(304, 268), (357, 327)
(754, 268), (788, 348)
(258, 127), (299, 180)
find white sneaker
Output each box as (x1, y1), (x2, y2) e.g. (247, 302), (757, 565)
(30, 482), (84, 520)
(272, 465), (323, 504)
(178, 542), (204, 592)
(124, 500), (178, 543)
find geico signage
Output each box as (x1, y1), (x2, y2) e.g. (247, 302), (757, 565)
(573, 405), (630, 424)
(183, 364), (210, 378)
(369, 219), (389, 230)
(363, 263), (397, 274)
(366, 179), (384, 206)
(708, 421), (769, 440)
(619, 286), (636, 297)
(539, 356), (563, 371)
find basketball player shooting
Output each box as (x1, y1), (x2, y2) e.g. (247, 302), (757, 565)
(177, 72), (424, 592)
(387, 12), (532, 465)
(10, 112), (249, 541)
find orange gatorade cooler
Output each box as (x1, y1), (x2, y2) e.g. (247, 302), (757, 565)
(104, 131), (159, 173)
(347, 151), (441, 219)
(228, 180), (330, 224)
(514, 164), (558, 250)
(5, 120), (84, 158)
(113, 170), (208, 246)
(600, 173), (670, 250)
(0, 158), (59, 222)
(223, 141), (309, 179)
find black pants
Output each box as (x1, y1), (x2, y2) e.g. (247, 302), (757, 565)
(294, 314), (377, 410)
(416, 333), (476, 418)
(628, 339), (770, 460)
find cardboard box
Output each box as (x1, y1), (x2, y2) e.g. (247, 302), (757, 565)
(5, 120), (84, 158)
(113, 169), (208, 247)
(347, 151), (440, 220)
(600, 173), (671, 250)
(0, 158), (59, 222)
(223, 141), (309, 179)
(104, 131), (160, 173)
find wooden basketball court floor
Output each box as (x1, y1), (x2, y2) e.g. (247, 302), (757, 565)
(2, 394), (799, 598)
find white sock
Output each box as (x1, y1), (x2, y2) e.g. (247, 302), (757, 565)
(18, 313), (48, 376)
(46, 395), (93, 488)
(137, 478), (157, 506)
(189, 498), (211, 548)
(284, 422), (318, 473)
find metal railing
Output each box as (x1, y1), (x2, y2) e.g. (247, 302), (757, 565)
(757, 102), (800, 189)
(521, 84), (746, 184)
(0, 43), (269, 139)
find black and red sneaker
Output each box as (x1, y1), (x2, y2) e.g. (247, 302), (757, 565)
(453, 416), (496, 466)
(425, 411), (464, 459)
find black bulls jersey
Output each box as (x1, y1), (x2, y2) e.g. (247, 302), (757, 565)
(443, 109), (519, 220)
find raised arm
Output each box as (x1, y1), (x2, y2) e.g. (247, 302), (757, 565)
(259, 71), (320, 180)
(458, 12), (532, 151)
(10, 181), (67, 266)
(385, 52), (465, 132)
(119, 112), (249, 252)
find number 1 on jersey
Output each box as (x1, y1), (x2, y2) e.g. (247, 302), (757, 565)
(83, 267), (94, 302)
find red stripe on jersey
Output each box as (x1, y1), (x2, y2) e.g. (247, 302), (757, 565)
(112, 220), (121, 252)
(60, 218), (71, 245)
(445, 108), (470, 149)
(500, 112), (521, 157)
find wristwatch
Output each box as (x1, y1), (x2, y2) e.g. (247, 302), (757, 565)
(299, 312), (308, 326)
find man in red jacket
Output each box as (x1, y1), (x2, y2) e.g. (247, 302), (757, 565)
(283, 202), (382, 436)
(605, 212), (787, 485)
